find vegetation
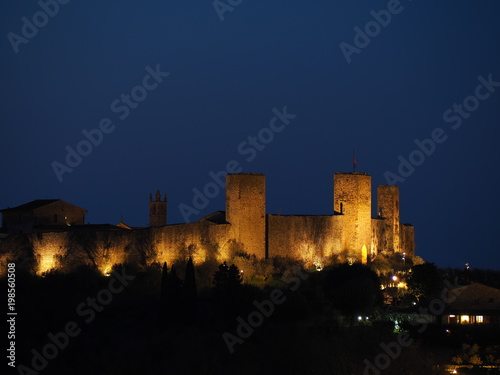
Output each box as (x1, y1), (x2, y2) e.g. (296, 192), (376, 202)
(3, 254), (500, 375)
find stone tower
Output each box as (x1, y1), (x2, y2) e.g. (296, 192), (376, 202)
(333, 172), (371, 263)
(226, 173), (266, 259)
(149, 191), (167, 227)
(377, 185), (401, 253)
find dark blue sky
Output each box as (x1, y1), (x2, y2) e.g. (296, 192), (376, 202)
(1, 0), (499, 269)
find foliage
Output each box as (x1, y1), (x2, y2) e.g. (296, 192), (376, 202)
(407, 262), (442, 301)
(213, 262), (241, 293)
(181, 257), (198, 324)
(323, 263), (383, 320)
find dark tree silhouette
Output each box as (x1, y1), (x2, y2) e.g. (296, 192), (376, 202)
(213, 261), (230, 291)
(159, 263), (183, 324)
(181, 257), (198, 324)
(160, 262), (168, 314)
(228, 263), (242, 290)
(213, 262), (242, 294)
(407, 262), (442, 302)
(212, 262), (243, 322)
(323, 263), (383, 323)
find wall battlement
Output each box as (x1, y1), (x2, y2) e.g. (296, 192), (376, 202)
(0, 172), (415, 275)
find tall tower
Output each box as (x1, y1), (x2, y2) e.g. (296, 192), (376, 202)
(333, 172), (371, 263)
(149, 191), (167, 227)
(377, 185), (400, 253)
(226, 173), (266, 259)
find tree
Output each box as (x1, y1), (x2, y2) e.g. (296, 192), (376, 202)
(407, 262), (441, 302)
(181, 257), (198, 324)
(160, 262), (168, 314)
(212, 262), (243, 321)
(213, 262), (242, 294)
(323, 263), (383, 324)
(160, 263), (183, 324)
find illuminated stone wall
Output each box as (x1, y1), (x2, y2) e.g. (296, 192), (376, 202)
(333, 172), (372, 261)
(31, 232), (69, 275)
(0, 172), (416, 276)
(151, 221), (232, 265)
(401, 224), (415, 257)
(226, 173), (266, 259)
(268, 215), (333, 266)
(376, 185), (401, 253)
(371, 218), (385, 257)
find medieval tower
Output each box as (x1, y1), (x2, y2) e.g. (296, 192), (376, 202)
(377, 185), (401, 253)
(225, 173), (266, 259)
(333, 172), (372, 263)
(1, 171), (415, 276)
(149, 191), (167, 227)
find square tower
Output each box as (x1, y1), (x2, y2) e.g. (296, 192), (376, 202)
(333, 172), (372, 262)
(377, 185), (401, 253)
(226, 173), (266, 259)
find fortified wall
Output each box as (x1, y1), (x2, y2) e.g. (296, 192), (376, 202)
(0, 172), (415, 275)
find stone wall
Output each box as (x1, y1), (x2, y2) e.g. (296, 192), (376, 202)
(226, 173), (266, 259)
(333, 172), (372, 261)
(401, 224), (415, 257)
(377, 185), (401, 252)
(0, 172), (416, 276)
(267, 214), (348, 267)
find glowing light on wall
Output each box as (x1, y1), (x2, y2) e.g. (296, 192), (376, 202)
(32, 233), (67, 275)
(38, 254), (58, 275)
(361, 245), (368, 264)
(93, 234), (127, 275)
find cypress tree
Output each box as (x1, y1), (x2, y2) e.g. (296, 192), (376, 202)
(160, 262), (168, 314)
(182, 257), (198, 324)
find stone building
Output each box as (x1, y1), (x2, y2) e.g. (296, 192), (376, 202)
(0, 172), (415, 275)
(0, 199), (87, 234)
(442, 283), (500, 325)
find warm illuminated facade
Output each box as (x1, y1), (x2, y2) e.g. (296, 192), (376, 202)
(442, 283), (500, 325)
(0, 172), (415, 275)
(1, 199), (87, 234)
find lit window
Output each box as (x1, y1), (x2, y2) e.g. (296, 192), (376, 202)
(476, 316), (483, 323)
(460, 315), (470, 324)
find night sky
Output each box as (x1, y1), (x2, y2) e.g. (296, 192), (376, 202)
(1, 0), (499, 270)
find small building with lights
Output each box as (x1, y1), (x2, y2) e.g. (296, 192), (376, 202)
(0, 199), (87, 234)
(442, 283), (500, 325)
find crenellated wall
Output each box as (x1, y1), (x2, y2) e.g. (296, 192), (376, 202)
(150, 221), (232, 265)
(0, 172), (416, 276)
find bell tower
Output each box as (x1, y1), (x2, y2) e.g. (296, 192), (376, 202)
(149, 190), (167, 227)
